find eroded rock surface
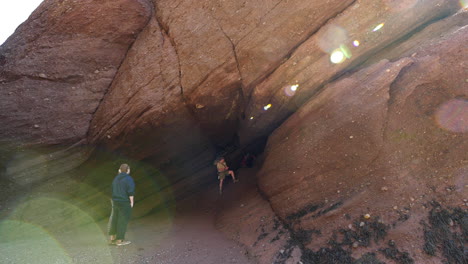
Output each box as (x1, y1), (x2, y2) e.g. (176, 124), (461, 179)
(257, 25), (467, 263)
(88, 13), (217, 204)
(0, 0), (152, 185)
(88, 0), (464, 201)
(238, 0), (461, 145)
(0, 1), (466, 262)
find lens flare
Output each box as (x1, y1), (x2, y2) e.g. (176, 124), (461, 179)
(340, 44), (352, 59)
(353, 40), (360, 47)
(330, 49), (345, 64)
(383, 0), (418, 12)
(461, 0), (468, 8)
(284, 84), (299, 97)
(435, 99), (468, 133)
(4, 144), (93, 186)
(1, 148), (175, 263)
(263, 104), (272, 111)
(250, 116), (254, 120)
(317, 24), (348, 54)
(80, 148), (175, 220)
(0, 220), (73, 264)
(373, 23), (385, 32)
(4, 197), (115, 263)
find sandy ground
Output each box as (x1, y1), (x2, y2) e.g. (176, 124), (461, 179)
(0, 180), (255, 264)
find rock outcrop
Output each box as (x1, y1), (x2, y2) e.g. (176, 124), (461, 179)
(88, 0), (465, 202)
(88, 0), (360, 192)
(0, 0), (466, 262)
(0, 0), (152, 185)
(257, 22), (467, 263)
(238, 0), (461, 145)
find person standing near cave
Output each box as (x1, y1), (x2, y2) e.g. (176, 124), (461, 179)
(108, 163), (135, 246)
(214, 157), (238, 194)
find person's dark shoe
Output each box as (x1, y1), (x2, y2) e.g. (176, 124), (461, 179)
(234, 179), (239, 183)
(116, 240), (131, 246)
(219, 189), (223, 195)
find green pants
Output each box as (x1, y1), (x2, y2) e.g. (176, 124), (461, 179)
(108, 200), (132, 240)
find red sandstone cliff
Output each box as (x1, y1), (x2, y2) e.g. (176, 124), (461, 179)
(0, 0), (466, 263)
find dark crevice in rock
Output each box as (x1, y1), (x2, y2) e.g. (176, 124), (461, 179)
(237, 83), (247, 121)
(211, 11), (245, 90)
(153, 7), (184, 96)
(200, 9), (247, 126)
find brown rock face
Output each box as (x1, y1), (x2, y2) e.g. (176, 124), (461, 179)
(87, 15), (218, 204)
(0, 1), (466, 261)
(150, 0), (356, 146)
(257, 25), (467, 263)
(0, 0), (152, 184)
(87, 0), (393, 196)
(238, 0), (461, 145)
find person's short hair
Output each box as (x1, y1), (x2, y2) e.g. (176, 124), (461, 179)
(119, 163), (130, 173)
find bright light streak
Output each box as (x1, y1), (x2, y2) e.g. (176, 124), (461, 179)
(372, 23), (385, 32)
(250, 116), (254, 120)
(353, 40), (360, 47)
(330, 49), (345, 64)
(290, 84), (299, 91)
(340, 44), (352, 59)
(263, 104), (272, 111)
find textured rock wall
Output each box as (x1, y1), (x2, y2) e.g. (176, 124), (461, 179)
(89, 0), (462, 178)
(90, 0), (357, 150)
(0, 1), (466, 254)
(88, 0), (360, 199)
(88, 0), (464, 202)
(238, 0), (461, 144)
(0, 0), (152, 185)
(256, 20), (467, 263)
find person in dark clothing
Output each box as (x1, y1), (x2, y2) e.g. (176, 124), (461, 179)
(241, 153), (256, 168)
(108, 163), (135, 246)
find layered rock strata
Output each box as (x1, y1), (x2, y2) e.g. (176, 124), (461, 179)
(257, 24), (467, 263)
(0, 0), (152, 185)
